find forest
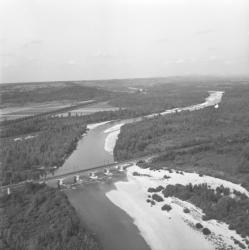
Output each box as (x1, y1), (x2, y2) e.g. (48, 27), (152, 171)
(0, 183), (100, 250)
(0, 105), (160, 185)
(0, 116), (88, 185)
(162, 183), (249, 245)
(114, 83), (249, 189)
(109, 82), (208, 114)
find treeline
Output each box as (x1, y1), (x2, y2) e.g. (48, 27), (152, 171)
(0, 116), (88, 185)
(162, 183), (249, 240)
(0, 183), (100, 250)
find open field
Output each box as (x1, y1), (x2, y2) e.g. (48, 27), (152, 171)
(0, 100), (95, 121)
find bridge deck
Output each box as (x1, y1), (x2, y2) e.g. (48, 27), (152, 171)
(0, 155), (154, 192)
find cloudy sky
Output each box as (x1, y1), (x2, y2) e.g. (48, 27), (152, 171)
(0, 0), (248, 83)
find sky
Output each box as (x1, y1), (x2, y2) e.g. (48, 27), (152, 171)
(0, 0), (249, 83)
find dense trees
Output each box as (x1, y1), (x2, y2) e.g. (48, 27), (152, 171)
(0, 183), (100, 250)
(109, 82), (207, 112)
(239, 145), (249, 173)
(0, 116), (88, 185)
(114, 84), (249, 189)
(162, 183), (249, 240)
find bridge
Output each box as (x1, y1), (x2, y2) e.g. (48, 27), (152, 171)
(0, 155), (154, 194)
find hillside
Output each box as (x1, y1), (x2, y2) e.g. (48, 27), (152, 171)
(0, 83), (110, 107)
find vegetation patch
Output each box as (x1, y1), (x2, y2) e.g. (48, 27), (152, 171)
(183, 208), (190, 213)
(163, 175), (171, 179)
(202, 228), (211, 235)
(195, 223), (203, 229)
(148, 186), (164, 193)
(151, 193), (164, 202)
(161, 204), (172, 212)
(0, 183), (100, 250)
(162, 183), (249, 237)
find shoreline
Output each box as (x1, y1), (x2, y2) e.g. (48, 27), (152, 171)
(104, 123), (125, 154)
(65, 179), (151, 250)
(105, 164), (247, 250)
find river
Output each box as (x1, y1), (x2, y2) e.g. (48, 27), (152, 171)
(54, 91), (241, 250)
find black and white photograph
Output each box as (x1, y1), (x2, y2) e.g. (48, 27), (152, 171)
(0, 0), (249, 250)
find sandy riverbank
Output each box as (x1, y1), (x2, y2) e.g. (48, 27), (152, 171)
(104, 123), (125, 154)
(87, 121), (111, 130)
(106, 164), (247, 250)
(100, 91), (224, 156)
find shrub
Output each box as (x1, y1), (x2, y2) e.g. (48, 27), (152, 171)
(195, 223), (203, 229)
(161, 204), (172, 211)
(132, 172), (140, 176)
(183, 208), (190, 213)
(164, 175), (171, 179)
(202, 228), (211, 235)
(148, 186), (164, 193)
(152, 194), (164, 202)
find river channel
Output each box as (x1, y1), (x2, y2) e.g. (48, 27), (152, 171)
(55, 91), (226, 250)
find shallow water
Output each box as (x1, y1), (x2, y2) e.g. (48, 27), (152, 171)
(55, 121), (121, 176)
(65, 181), (151, 250)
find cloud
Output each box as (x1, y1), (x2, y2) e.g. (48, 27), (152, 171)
(0, 38), (7, 44)
(175, 58), (184, 64)
(156, 37), (169, 43)
(194, 29), (215, 36)
(0, 53), (16, 58)
(20, 40), (43, 49)
(207, 47), (216, 51)
(66, 60), (77, 65)
(224, 60), (233, 65)
(93, 51), (115, 58)
(189, 58), (197, 63)
(208, 55), (217, 61)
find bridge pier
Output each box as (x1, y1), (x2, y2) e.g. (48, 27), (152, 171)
(104, 168), (112, 176)
(118, 165), (124, 172)
(89, 172), (98, 180)
(73, 175), (80, 183)
(57, 178), (64, 189)
(7, 187), (11, 195)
